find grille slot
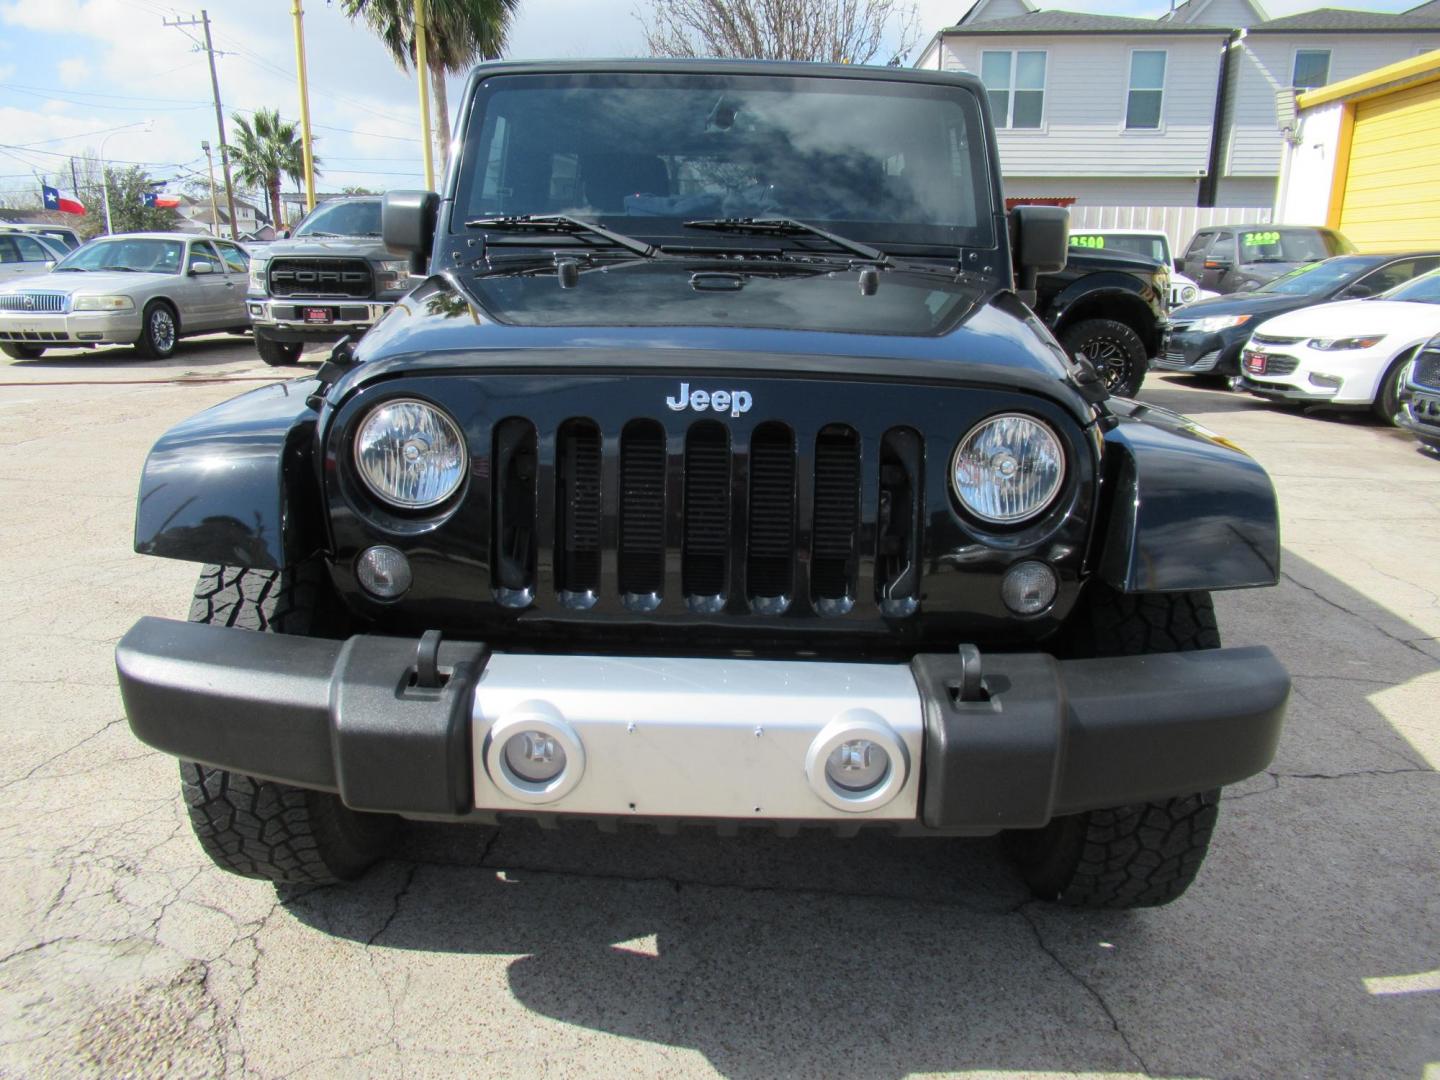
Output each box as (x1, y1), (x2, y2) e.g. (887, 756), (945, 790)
(746, 423), (796, 609)
(1250, 333), (1303, 347)
(811, 425), (861, 609)
(1263, 356), (1299, 376)
(619, 421), (667, 604)
(267, 257), (372, 299)
(876, 428), (922, 616)
(556, 420), (602, 603)
(492, 418), (538, 607)
(682, 422), (731, 605)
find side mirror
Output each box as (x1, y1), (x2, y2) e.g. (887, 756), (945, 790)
(1174, 258), (1184, 273)
(383, 190), (440, 276)
(190, 260), (216, 275)
(1339, 282), (1375, 299)
(1204, 257), (1233, 271)
(1010, 205), (1069, 306)
(43, 261), (55, 271)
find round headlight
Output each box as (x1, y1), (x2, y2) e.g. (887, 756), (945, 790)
(951, 414), (1065, 524)
(354, 399), (466, 509)
(1180, 285), (1198, 304)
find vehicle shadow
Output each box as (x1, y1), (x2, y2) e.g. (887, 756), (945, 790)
(277, 550), (1438, 1078)
(6, 334), (254, 371)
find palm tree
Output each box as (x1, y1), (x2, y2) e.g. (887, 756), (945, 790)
(229, 109), (319, 230)
(343, 0), (518, 174)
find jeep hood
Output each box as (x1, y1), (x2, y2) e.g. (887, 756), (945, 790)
(343, 269), (1092, 417)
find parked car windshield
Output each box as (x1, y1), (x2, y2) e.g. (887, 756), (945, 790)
(293, 200), (382, 237)
(54, 238), (183, 274)
(455, 72), (996, 254)
(1074, 233), (1168, 263)
(1256, 256), (1378, 296)
(1238, 229), (1349, 266)
(1381, 268), (1440, 305)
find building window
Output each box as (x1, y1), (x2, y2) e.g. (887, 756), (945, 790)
(1126, 50), (1167, 129)
(1292, 49), (1331, 89)
(981, 50), (1046, 129)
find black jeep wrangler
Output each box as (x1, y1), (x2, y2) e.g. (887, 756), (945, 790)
(117, 61), (1288, 909)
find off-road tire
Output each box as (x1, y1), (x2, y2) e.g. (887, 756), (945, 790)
(134, 300), (178, 360)
(0, 342), (44, 360)
(1006, 584), (1222, 908)
(179, 563), (395, 885)
(1061, 318), (1148, 398)
(255, 334), (303, 367)
(1372, 352), (1414, 425)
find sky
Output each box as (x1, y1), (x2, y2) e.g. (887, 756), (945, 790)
(0, 0), (1426, 214)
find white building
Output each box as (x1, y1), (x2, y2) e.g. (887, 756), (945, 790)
(916, 1), (1440, 209)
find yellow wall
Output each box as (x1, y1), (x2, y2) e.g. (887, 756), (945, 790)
(1337, 78), (1440, 252)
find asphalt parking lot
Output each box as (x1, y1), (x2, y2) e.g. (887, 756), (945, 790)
(0, 335), (1436, 1079)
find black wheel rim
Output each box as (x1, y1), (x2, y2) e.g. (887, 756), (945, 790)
(151, 308), (175, 352)
(1080, 335), (1132, 392)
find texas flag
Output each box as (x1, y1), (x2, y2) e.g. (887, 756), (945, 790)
(42, 184), (86, 216)
(142, 192), (181, 209)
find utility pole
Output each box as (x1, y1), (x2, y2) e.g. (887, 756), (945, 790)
(414, 0), (435, 190)
(201, 140), (220, 238)
(291, 0), (317, 213)
(165, 10), (238, 238)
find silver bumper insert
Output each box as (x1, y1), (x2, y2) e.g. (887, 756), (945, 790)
(472, 654), (924, 820)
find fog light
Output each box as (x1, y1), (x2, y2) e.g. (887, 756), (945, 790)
(825, 739), (890, 792)
(1308, 372), (1343, 390)
(504, 731), (566, 783)
(356, 545), (411, 599)
(1002, 561), (1057, 616)
(806, 711), (909, 813)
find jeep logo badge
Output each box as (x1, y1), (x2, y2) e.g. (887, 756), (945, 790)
(665, 382), (753, 418)
(22, 295), (34, 310)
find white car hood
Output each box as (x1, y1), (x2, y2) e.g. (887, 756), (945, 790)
(1256, 299), (1440, 341)
(1, 270), (172, 294)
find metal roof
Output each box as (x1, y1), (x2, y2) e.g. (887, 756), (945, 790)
(937, 10), (1231, 34)
(1250, 7), (1440, 32)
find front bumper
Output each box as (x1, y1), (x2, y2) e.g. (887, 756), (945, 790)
(1154, 329), (1245, 375)
(0, 310), (142, 348)
(1238, 343), (1391, 406)
(116, 617), (1289, 833)
(248, 298), (393, 340)
(1398, 389), (1440, 446)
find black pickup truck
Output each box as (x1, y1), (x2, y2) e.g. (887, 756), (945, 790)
(116, 60), (1287, 910)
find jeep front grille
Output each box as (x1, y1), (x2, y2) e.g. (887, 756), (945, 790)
(490, 416), (924, 617)
(267, 257), (372, 299)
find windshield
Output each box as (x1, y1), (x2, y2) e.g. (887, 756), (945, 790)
(1257, 256), (1378, 295)
(294, 200), (382, 237)
(1238, 229), (1345, 265)
(455, 72), (995, 254)
(54, 238), (183, 274)
(1382, 268), (1440, 304)
(1072, 233), (1167, 263)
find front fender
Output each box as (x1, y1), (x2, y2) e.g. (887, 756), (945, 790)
(134, 379), (325, 570)
(1098, 403), (1280, 593)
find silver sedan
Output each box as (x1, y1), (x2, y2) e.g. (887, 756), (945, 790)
(0, 232), (252, 360)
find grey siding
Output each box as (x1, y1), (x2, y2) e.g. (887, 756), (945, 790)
(938, 33), (1226, 177)
(1222, 32), (1440, 178)
(1174, 0), (1265, 28)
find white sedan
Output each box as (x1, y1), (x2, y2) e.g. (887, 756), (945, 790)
(1237, 268), (1440, 423)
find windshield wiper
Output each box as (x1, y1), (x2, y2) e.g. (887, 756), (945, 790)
(53, 266), (87, 272)
(465, 214), (656, 258)
(99, 265), (140, 272)
(300, 230), (339, 238)
(683, 217), (890, 266)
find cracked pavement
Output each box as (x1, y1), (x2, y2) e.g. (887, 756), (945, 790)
(1, 340), (1436, 1078)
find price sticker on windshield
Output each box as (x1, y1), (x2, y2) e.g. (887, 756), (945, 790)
(1072, 235), (1106, 250)
(1243, 231), (1280, 247)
